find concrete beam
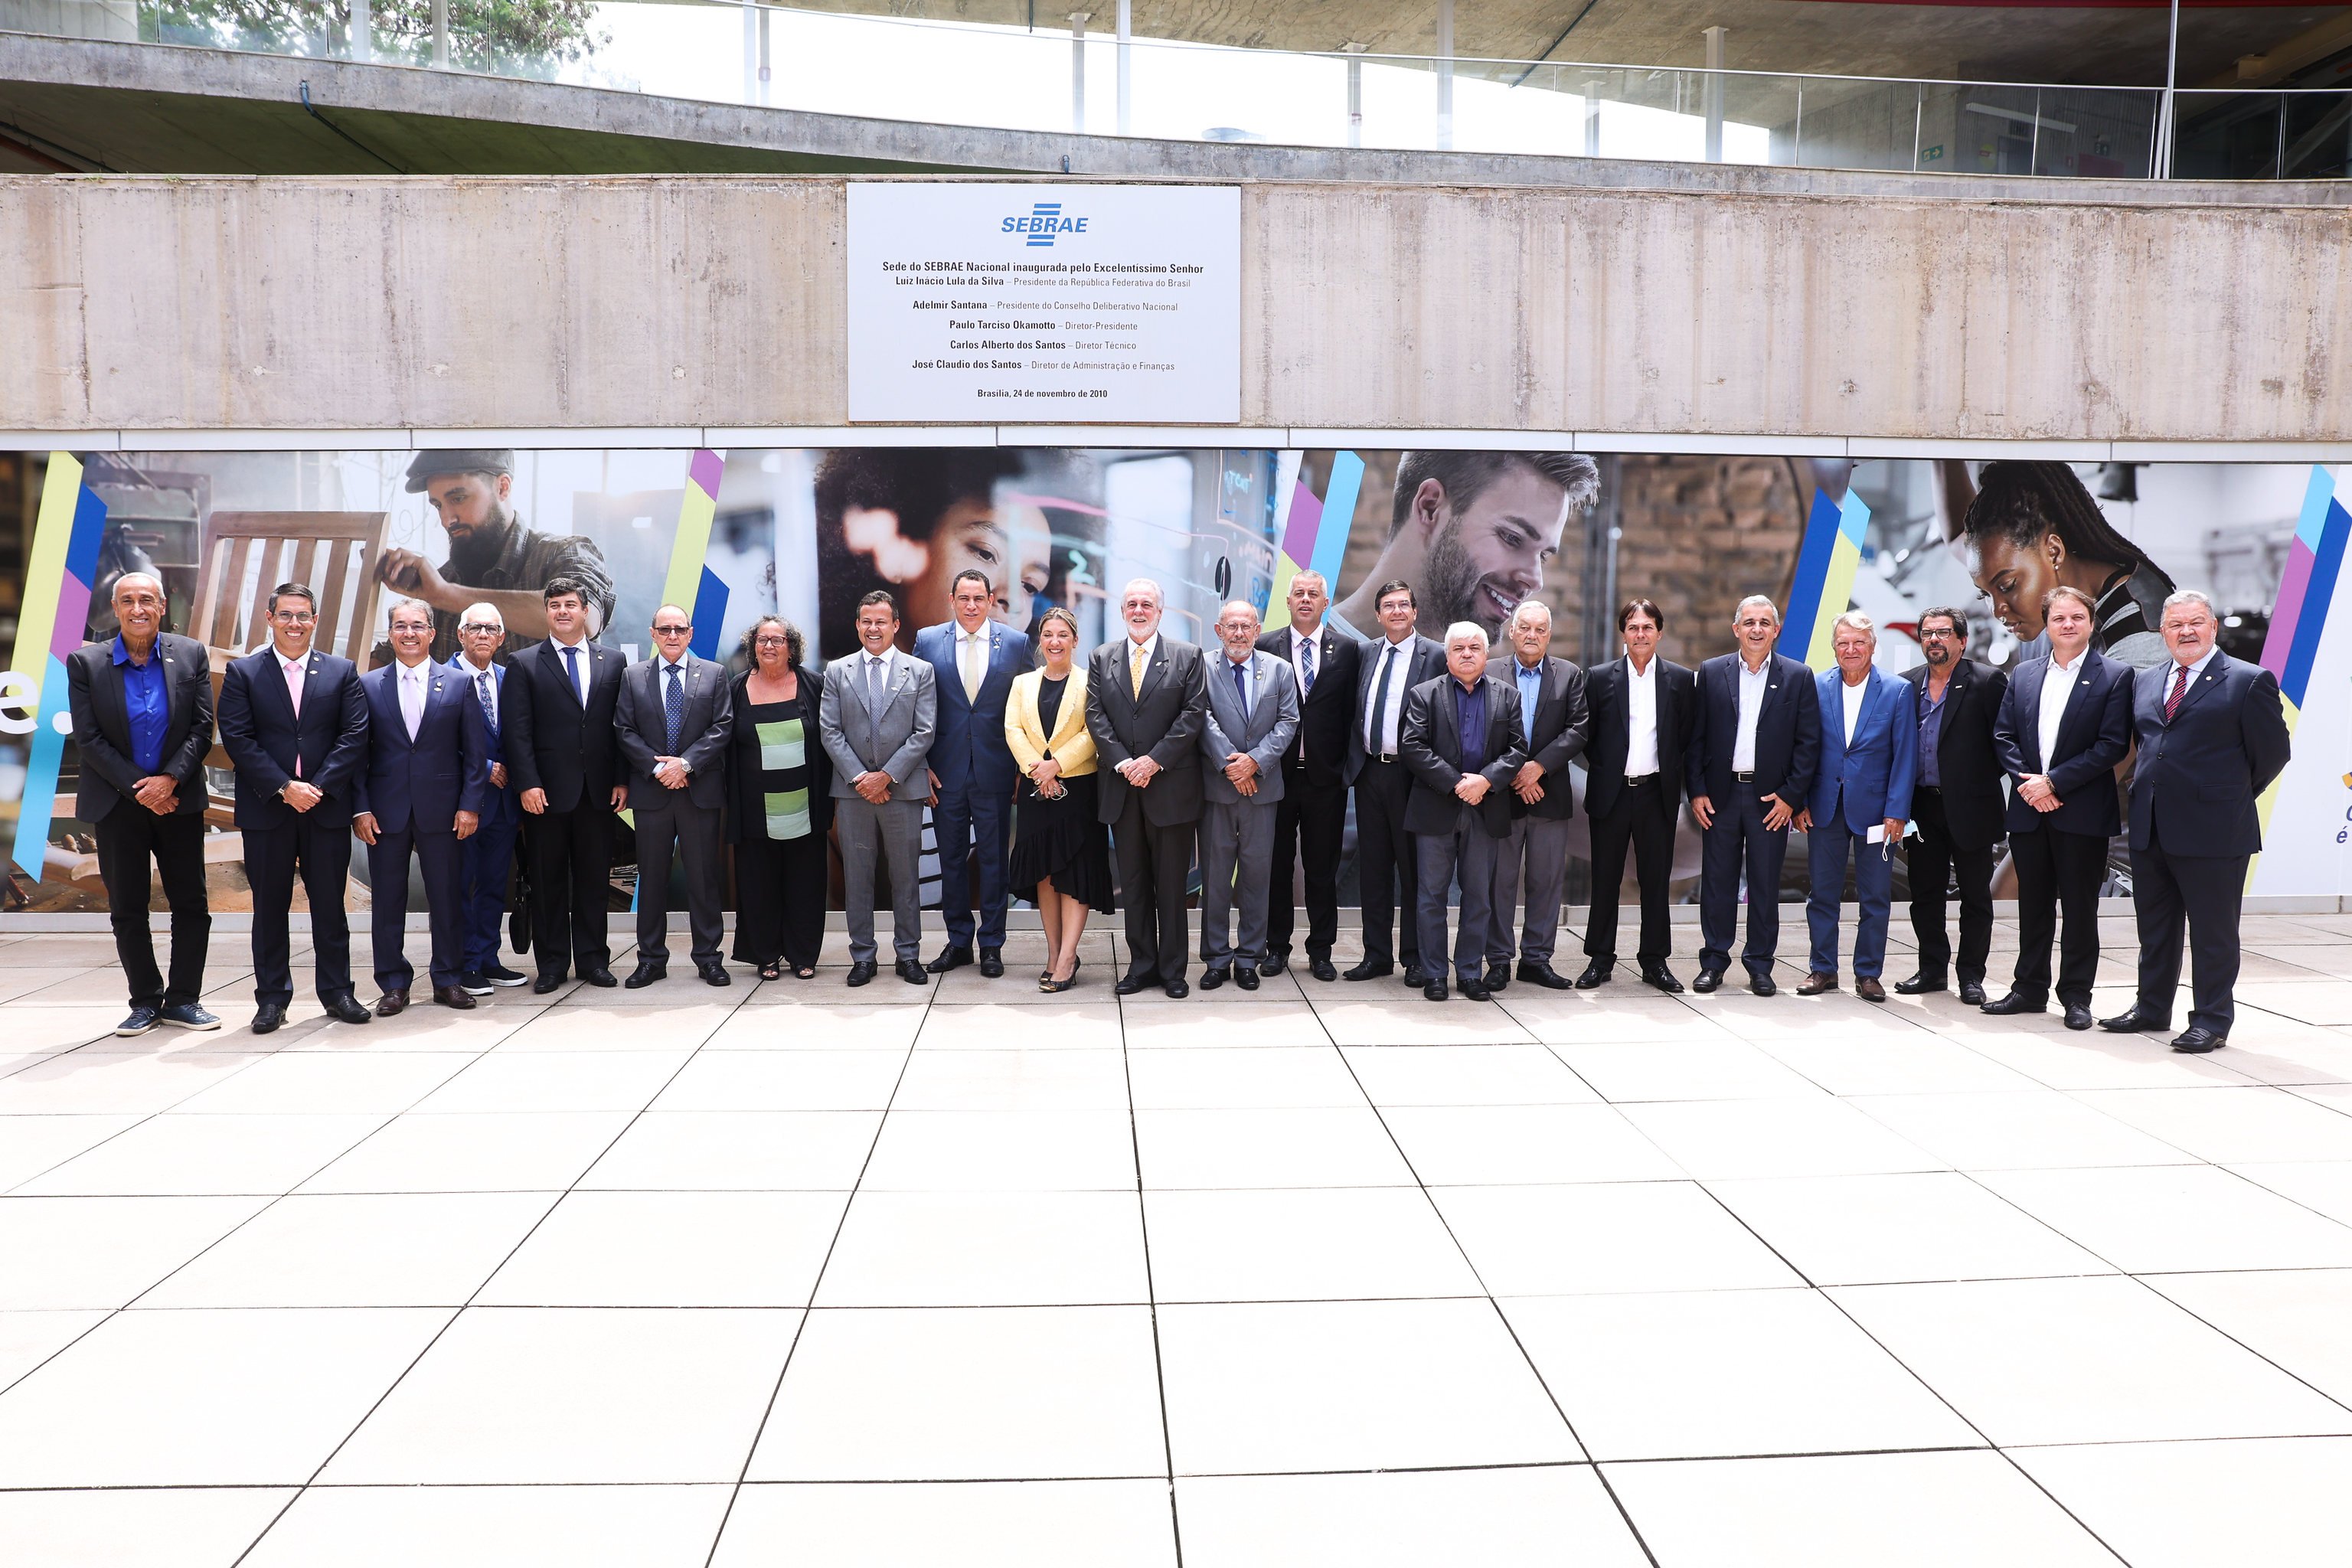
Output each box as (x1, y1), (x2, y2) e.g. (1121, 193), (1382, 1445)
(2, 172), (2349, 439)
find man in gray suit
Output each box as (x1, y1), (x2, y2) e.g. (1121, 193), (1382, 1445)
(1197, 601), (1301, 991)
(1485, 600), (1591, 991)
(616, 604), (736, 988)
(1402, 623), (1528, 1002)
(1087, 577), (1210, 998)
(819, 590), (939, 986)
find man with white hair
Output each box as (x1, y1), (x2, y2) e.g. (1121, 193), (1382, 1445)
(2102, 588), (2290, 1053)
(1485, 599), (1590, 990)
(1255, 570), (1361, 981)
(1794, 611), (1916, 1002)
(1087, 577), (1210, 998)
(1195, 601), (1299, 990)
(1400, 622), (1527, 1001)
(1685, 595), (1819, 996)
(446, 602), (528, 991)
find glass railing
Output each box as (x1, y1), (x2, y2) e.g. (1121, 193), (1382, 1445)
(5, 0), (2340, 179)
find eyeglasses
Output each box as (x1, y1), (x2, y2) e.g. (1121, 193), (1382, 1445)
(273, 610), (316, 623)
(653, 625), (692, 636)
(459, 622), (501, 635)
(753, 636), (790, 648)
(1919, 628), (1960, 640)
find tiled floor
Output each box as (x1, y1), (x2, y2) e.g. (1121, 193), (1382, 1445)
(5, 909), (2352, 1565)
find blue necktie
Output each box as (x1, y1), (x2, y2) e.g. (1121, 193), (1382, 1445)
(1232, 658), (1248, 710)
(561, 644), (582, 706)
(1298, 636), (1316, 695)
(475, 671), (497, 737)
(665, 662), (685, 753)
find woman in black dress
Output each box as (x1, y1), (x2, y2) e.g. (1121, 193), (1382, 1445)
(1004, 606), (1114, 991)
(727, 616), (833, 979)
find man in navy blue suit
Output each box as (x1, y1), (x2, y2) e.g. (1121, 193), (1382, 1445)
(2103, 589), (2292, 1053)
(1795, 612), (1916, 1002)
(1987, 586), (2134, 1030)
(1686, 595), (1819, 997)
(916, 568), (1034, 978)
(352, 599), (490, 1015)
(216, 581), (374, 1033)
(447, 603), (526, 994)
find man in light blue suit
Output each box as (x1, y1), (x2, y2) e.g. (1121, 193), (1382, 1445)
(915, 569), (1034, 979)
(446, 603), (525, 994)
(1795, 611), (1916, 1002)
(353, 598), (491, 1014)
(1197, 601), (1300, 990)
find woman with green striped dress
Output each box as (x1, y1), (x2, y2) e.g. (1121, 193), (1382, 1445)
(727, 616), (833, 980)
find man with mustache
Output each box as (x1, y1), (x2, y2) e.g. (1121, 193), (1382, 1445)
(1328, 451), (1600, 645)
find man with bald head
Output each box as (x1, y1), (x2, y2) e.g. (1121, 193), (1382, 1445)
(615, 603), (737, 987)
(1195, 601), (1299, 990)
(67, 573), (221, 1036)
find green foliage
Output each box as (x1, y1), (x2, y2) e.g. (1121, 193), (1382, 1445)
(152, 0), (607, 67)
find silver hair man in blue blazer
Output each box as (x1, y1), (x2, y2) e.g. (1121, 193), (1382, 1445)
(1196, 600), (1300, 991)
(1795, 611), (1916, 1003)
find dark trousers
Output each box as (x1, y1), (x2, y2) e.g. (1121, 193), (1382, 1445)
(528, 801), (613, 978)
(368, 823), (465, 993)
(1585, 777), (1675, 969)
(243, 812), (354, 1007)
(1906, 789), (1996, 985)
(1112, 793), (1194, 985)
(1697, 789), (1788, 980)
(456, 807), (519, 975)
(733, 830), (828, 972)
(1353, 759), (1420, 971)
(633, 800), (726, 965)
(2132, 837), (2247, 1035)
(95, 807), (211, 1011)
(1416, 822), (1501, 985)
(933, 782), (1013, 951)
(1269, 769), (1345, 959)
(2010, 825), (2106, 1007)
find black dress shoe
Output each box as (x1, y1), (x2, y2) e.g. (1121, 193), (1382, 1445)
(624, 962), (666, 990)
(2063, 1002), (2094, 1031)
(1692, 969), (1725, 994)
(1163, 978), (1189, 999)
(1893, 972), (1946, 995)
(1980, 991), (2047, 1015)
(897, 959), (929, 985)
(2101, 1008), (2170, 1034)
(1517, 960), (1573, 990)
(927, 945), (975, 974)
(433, 985), (478, 1011)
(1402, 967), (1429, 988)
(115, 1005), (162, 1037)
(325, 993), (373, 1025)
(1422, 978), (1449, 1001)
(697, 962), (731, 987)
(532, 972), (568, 995)
(374, 989), (409, 1017)
(2171, 1027), (2227, 1054)
(580, 967), (619, 988)
(1459, 978), (1492, 1002)
(979, 948), (1004, 978)
(1958, 981), (1987, 1006)
(1308, 957), (1338, 982)
(1116, 971), (1155, 995)
(1234, 966), (1259, 991)
(1483, 965), (1511, 992)
(1749, 974), (1777, 998)
(1342, 961), (1393, 982)
(252, 1001), (286, 1034)
(1639, 965), (1687, 995)
(1261, 950), (1289, 975)
(846, 961), (878, 987)
(1199, 967), (1229, 991)
(158, 1002), (221, 1031)
(1574, 961), (1611, 989)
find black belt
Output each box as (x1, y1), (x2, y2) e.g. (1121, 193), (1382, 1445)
(1369, 752), (1401, 765)
(1916, 784), (1942, 794)
(1623, 772), (1659, 785)
(1732, 770), (1756, 782)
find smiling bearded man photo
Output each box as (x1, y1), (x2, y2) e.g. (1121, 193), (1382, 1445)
(1329, 451), (1601, 645)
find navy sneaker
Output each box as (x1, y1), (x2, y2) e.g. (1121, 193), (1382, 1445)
(479, 963), (528, 988)
(456, 972), (495, 997)
(115, 1006), (162, 1037)
(158, 1002), (222, 1031)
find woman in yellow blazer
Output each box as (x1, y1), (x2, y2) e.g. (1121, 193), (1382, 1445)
(1005, 606), (1115, 991)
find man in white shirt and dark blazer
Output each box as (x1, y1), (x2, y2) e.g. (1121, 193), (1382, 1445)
(915, 569), (1034, 978)
(820, 590), (939, 986)
(1197, 601), (1300, 991)
(1345, 579), (1447, 985)
(1254, 570), (1361, 982)
(615, 604), (737, 988)
(446, 604), (525, 993)
(1579, 598), (1698, 993)
(1483, 600), (1590, 991)
(1795, 612), (1916, 1003)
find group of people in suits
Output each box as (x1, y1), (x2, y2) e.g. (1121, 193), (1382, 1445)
(70, 556), (2288, 1054)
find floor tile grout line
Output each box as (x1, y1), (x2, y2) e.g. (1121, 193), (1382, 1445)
(1110, 929), (1187, 1568)
(694, 967), (938, 1568)
(225, 976), (762, 1566)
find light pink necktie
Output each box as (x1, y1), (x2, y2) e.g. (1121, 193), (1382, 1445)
(283, 658), (305, 776)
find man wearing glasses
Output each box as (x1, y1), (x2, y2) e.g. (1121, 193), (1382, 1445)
(446, 604), (529, 993)
(614, 605), (736, 987)
(1896, 608), (2009, 1005)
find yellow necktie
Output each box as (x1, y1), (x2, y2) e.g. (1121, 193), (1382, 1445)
(961, 634), (983, 704)
(1130, 641), (1148, 700)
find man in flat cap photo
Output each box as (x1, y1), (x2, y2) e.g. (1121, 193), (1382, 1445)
(377, 449), (619, 665)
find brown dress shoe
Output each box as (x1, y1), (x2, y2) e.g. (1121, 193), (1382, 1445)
(373, 989), (409, 1017)
(1854, 977), (1887, 1003)
(1795, 972), (1838, 996)
(432, 985), (479, 1011)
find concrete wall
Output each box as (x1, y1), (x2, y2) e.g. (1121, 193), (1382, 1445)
(4, 172), (2350, 439)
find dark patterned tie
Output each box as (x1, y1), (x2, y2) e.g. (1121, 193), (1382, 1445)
(665, 662), (685, 754)
(1299, 636), (1316, 696)
(2164, 663), (2189, 722)
(475, 670), (497, 738)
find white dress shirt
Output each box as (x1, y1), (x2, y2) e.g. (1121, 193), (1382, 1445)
(1285, 629), (1318, 763)
(1625, 655), (1660, 776)
(1840, 675), (1867, 745)
(1367, 635), (1416, 756)
(1732, 657), (1772, 773)
(550, 634), (592, 706)
(2037, 648), (2086, 767)
(457, 653), (498, 727)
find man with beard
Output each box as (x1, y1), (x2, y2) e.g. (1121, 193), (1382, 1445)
(1328, 451), (1599, 645)
(377, 450), (618, 664)
(1896, 606), (2008, 1006)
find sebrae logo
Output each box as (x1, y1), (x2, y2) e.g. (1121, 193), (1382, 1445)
(1002, 201), (1087, 247)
